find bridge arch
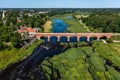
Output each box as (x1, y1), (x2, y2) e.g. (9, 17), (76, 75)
(60, 36), (68, 42)
(89, 36), (97, 42)
(40, 36), (48, 42)
(70, 36), (77, 42)
(50, 36), (58, 42)
(80, 36), (87, 42)
(100, 36), (107, 40)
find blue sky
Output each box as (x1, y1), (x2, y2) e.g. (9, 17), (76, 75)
(0, 0), (120, 8)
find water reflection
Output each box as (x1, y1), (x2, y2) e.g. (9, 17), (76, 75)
(52, 19), (69, 33)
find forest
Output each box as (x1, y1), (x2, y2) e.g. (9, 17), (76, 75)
(82, 10), (120, 33)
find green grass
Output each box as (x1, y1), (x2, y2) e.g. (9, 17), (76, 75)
(111, 35), (120, 40)
(0, 40), (44, 70)
(64, 19), (88, 33)
(42, 42), (120, 80)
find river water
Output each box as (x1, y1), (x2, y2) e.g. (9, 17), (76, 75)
(0, 42), (67, 80)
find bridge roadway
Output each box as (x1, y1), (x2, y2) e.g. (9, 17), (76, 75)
(34, 33), (120, 42)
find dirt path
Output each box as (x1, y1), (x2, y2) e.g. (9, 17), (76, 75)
(113, 40), (120, 43)
(78, 20), (91, 32)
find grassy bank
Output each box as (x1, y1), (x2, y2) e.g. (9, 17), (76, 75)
(0, 40), (44, 70)
(64, 19), (88, 33)
(42, 42), (120, 80)
(111, 35), (120, 41)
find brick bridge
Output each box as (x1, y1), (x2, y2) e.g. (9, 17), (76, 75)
(35, 33), (120, 42)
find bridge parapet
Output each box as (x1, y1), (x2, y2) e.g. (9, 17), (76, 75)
(35, 33), (115, 42)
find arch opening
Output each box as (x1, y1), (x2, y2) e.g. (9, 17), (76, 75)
(40, 36), (48, 42)
(80, 36), (87, 42)
(70, 36), (77, 42)
(50, 36), (58, 42)
(90, 36), (97, 42)
(100, 36), (107, 40)
(60, 36), (68, 42)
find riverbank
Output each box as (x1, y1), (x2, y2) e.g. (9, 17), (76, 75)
(0, 42), (67, 80)
(0, 40), (44, 71)
(44, 21), (52, 32)
(65, 19), (88, 33)
(42, 41), (120, 80)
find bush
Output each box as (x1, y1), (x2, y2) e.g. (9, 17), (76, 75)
(107, 38), (113, 43)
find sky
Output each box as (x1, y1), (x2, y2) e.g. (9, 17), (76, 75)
(0, 0), (120, 8)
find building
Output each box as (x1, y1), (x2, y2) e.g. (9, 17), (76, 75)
(18, 26), (39, 38)
(2, 11), (6, 20)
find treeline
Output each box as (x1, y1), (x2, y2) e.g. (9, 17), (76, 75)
(48, 9), (76, 17)
(82, 11), (120, 32)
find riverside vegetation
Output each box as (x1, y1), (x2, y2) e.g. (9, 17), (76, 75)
(42, 41), (120, 80)
(0, 40), (44, 70)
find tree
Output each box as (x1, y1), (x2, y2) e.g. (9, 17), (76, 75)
(11, 32), (22, 48)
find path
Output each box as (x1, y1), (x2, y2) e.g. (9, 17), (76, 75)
(113, 40), (120, 43)
(102, 39), (107, 44)
(78, 20), (91, 32)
